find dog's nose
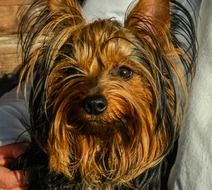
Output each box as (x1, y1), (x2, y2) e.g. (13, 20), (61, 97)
(83, 95), (107, 115)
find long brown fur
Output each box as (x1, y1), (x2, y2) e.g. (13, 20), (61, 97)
(16, 0), (196, 189)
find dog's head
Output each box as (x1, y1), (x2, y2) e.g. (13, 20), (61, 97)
(19, 0), (196, 188)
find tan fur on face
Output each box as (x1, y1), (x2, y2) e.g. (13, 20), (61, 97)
(44, 20), (178, 188)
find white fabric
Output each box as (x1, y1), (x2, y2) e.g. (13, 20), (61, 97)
(0, 87), (30, 146)
(83, 0), (134, 24)
(168, 1), (212, 189)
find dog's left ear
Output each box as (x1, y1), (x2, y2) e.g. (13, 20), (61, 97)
(48, 0), (80, 11)
(125, 0), (170, 46)
(48, 0), (86, 29)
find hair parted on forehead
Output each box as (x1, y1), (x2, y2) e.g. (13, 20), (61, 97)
(16, 0), (197, 189)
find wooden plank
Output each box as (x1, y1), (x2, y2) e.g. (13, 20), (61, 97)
(0, 35), (21, 75)
(0, 6), (21, 34)
(0, 3), (30, 34)
(0, 1), (32, 75)
(0, 33), (44, 75)
(0, 35), (19, 54)
(0, 53), (21, 75)
(0, 0), (31, 6)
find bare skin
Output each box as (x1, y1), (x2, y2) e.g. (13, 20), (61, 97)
(0, 143), (28, 190)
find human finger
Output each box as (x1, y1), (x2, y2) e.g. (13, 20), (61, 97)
(0, 144), (27, 160)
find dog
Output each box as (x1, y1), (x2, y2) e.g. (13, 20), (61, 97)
(13, 0), (197, 189)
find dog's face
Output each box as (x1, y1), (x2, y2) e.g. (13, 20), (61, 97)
(46, 20), (167, 184)
(19, 0), (195, 188)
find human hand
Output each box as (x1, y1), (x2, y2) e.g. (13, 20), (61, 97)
(0, 143), (28, 190)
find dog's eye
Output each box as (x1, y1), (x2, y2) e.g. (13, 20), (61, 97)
(63, 67), (81, 76)
(118, 66), (133, 80)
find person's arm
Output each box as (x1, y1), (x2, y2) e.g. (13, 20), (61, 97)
(0, 86), (30, 190)
(0, 86), (31, 146)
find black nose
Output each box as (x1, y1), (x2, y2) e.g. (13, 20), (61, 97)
(83, 95), (107, 115)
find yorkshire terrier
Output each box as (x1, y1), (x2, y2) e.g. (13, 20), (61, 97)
(12, 0), (197, 189)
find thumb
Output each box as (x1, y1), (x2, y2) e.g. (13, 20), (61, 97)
(0, 143), (28, 166)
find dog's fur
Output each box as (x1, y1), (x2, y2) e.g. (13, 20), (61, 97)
(14, 0), (196, 189)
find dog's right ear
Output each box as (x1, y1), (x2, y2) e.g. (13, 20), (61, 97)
(48, 0), (82, 15)
(47, 0), (85, 28)
(18, 0), (85, 94)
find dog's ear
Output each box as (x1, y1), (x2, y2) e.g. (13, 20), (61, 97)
(18, 0), (85, 92)
(125, 0), (170, 46)
(47, 0), (85, 29)
(48, 0), (83, 16)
